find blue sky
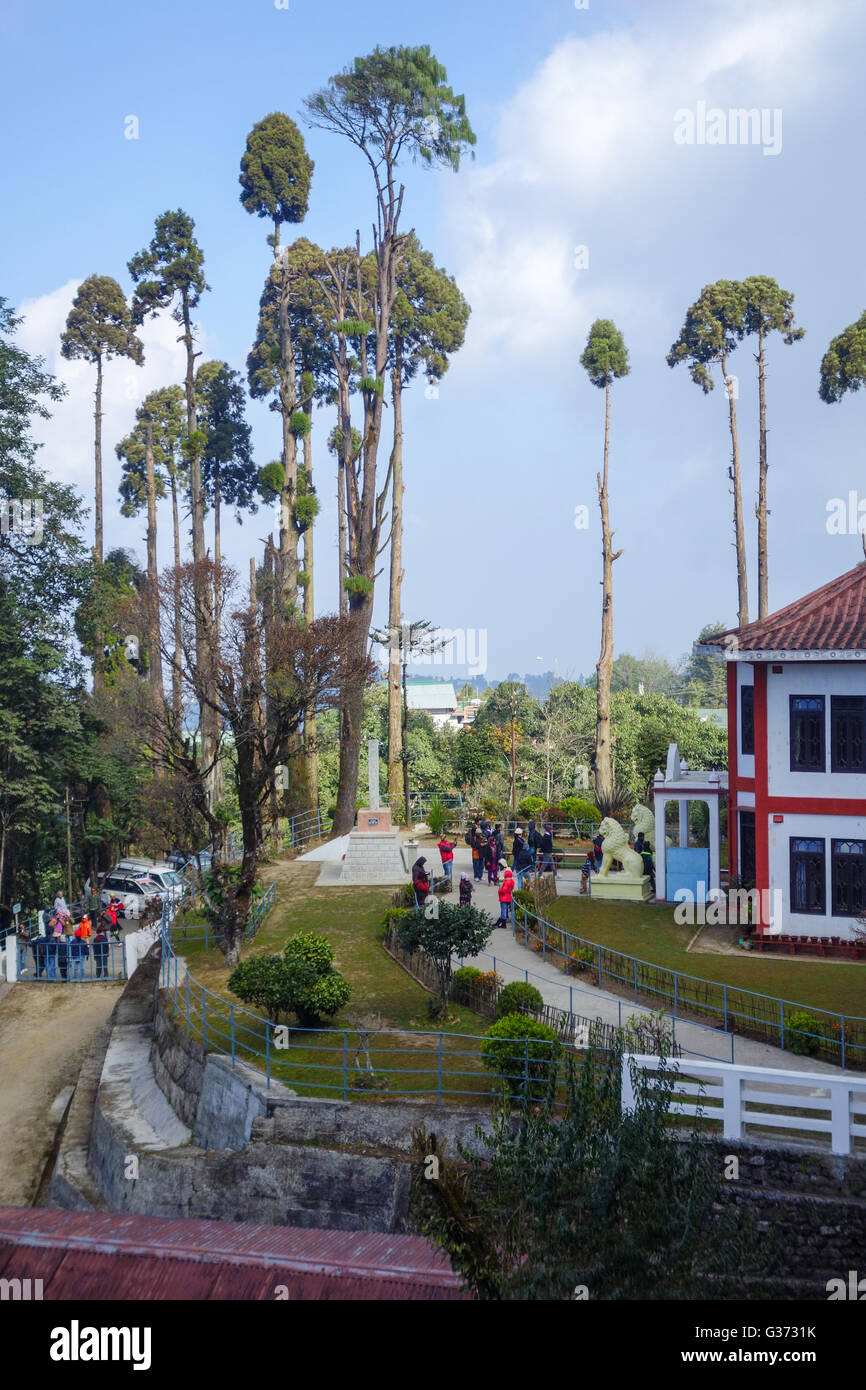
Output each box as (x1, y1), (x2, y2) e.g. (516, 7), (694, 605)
(3, 0), (866, 683)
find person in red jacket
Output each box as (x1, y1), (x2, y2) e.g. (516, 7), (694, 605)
(438, 835), (457, 885)
(497, 868), (515, 928)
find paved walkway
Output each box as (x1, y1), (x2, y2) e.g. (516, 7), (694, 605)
(445, 848), (846, 1076)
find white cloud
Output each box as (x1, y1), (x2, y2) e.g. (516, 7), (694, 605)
(443, 0), (848, 370)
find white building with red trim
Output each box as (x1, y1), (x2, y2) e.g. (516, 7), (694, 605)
(708, 564), (866, 940)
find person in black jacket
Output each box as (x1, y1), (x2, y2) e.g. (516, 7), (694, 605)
(56, 934), (69, 980)
(93, 926), (110, 978)
(69, 933), (90, 981)
(539, 823), (556, 877)
(512, 830), (534, 889)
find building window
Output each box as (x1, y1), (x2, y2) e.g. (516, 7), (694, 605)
(789, 696), (825, 772)
(831, 839), (866, 917)
(790, 837), (826, 914)
(739, 810), (755, 885)
(740, 685), (754, 756)
(830, 696), (865, 773)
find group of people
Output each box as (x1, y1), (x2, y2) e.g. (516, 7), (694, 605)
(17, 891), (122, 980)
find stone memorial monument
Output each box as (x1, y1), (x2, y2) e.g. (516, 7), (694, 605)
(339, 738), (408, 883)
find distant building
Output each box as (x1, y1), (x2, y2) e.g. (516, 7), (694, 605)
(708, 564), (866, 940)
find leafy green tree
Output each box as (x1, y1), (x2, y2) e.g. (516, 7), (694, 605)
(667, 281), (749, 625)
(303, 45), (475, 835)
(679, 622), (730, 707)
(741, 276), (805, 619)
(60, 275), (143, 688)
(195, 360), (257, 584)
(60, 275), (143, 569)
(239, 112), (314, 258)
(819, 310), (866, 403)
(127, 212), (220, 801)
(474, 681), (539, 813)
(411, 1043), (753, 1300)
(117, 385), (186, 714)
(610, 652), (681, 699)
(247, 237), (328, 617)
(453, 725), (498, 796)
(384, 233), (470, 805)
(395, 900), (494, 1007)
(580, 319), (630, 814)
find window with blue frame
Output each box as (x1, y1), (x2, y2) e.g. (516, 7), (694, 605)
(790, 837), (825, 914)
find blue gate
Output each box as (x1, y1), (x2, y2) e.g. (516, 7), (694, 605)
(665, 846), (709, 903)
(17, 937), (126, 981)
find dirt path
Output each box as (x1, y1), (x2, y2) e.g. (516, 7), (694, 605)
(0, 981), (121, 1206)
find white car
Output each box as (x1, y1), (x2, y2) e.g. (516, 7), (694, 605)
(100, 872), (163, 919)
(112, 860), (187, 906)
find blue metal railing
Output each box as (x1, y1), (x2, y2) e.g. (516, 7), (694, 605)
(158, 921), (567, 1103)
(170, 882), (277, 951)
(512, 904), (865, 1069)
(16, 938), (127, 982)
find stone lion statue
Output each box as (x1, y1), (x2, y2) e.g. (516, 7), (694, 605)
(631, 803), (656, 850)
(598, 817), (645, 879)
(631, 802), (671, 850)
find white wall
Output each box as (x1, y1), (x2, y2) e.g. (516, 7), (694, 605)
(767, 810), (866, 939)
(736, 663), (755, 781)
(766, 661), (866, 799)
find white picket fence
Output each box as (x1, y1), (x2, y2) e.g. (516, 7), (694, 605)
(623, 1055), (866, 1155)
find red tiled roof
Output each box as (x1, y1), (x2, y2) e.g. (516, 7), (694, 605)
(0, 1207), (468, 1301)
(707, 564), (866, 653)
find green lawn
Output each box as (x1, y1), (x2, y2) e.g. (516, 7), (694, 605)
(544, 896), (866, 1019)
(168, 870), (499, 1101)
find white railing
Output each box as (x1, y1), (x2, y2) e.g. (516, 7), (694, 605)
(622, 1055), (866, 1156)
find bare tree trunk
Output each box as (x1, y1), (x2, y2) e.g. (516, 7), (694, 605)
(213, 460), (221, 646)
(92, 354), (104, 690)
(387, 349), (405, 806)
(302, 423), (318, 811)
(595, 380), (621, 808)
(755, 328), (769, 619)
(169, 470), (182, 724)
(722, 349), (749, 627)
(144, 421), (163, 699)
(181, 290), (220, 809)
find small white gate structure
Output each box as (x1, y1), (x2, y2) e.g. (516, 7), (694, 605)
(622, 1054), (866, 1156)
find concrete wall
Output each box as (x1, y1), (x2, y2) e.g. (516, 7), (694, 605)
(255, 1096), (495, 1159)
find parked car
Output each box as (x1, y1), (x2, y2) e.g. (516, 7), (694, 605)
(113, 859), (187, 905)
(100, 873), (163, 919)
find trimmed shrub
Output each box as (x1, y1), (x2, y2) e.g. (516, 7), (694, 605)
(559, 797), (600, 828)
(452, 966), (482, 989)
(517, 796), (546, 820)
(481, 1014), (561, 1101)
(284, 931), (334, 974)
(496, 980), (544, 1020)
(228, 955), (291, 1022)
(784, 1010), (826, 1056)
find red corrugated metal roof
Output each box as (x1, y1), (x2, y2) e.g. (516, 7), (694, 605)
(707, 564), (866, 653)
(0, 1207), (468, 1301)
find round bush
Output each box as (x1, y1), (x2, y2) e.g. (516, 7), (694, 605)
(452, 966), (482, 987)
(559, 797), (600, 827)
(307, 972), (352, 1020)
(496, 980), (544, 1020)
(481, 1013), (561, 1100)
(517, 796), (546, 820)
(284, 931), (334, 973)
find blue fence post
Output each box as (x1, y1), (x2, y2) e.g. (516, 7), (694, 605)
(266, 1022), (271, 1089)
(673, 972), (678, 1020)
(202, 984), (208, 1051)
(633, 958), (638, 1003)
(780, 999), (785, 1051)
(230, 1004), (235, 1068)
(597, 942), (602, 986)
(186, 971), (190, 1033)
(569, 985), (573, 1017)
(841, 1015), (847, 1071)
(542, 919), (547, 963)
(438, 1033), (443, 1107)
(524, 1038), (530, 1102)
(205, 921), (209, 952)
(343, 1032), (348, 1100)
(723, 983), (728, 1030)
